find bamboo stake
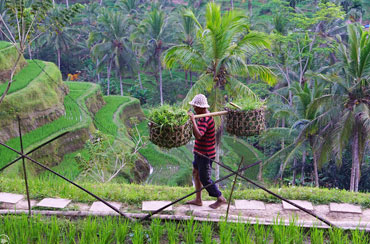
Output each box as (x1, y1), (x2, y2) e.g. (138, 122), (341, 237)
(194, 111), (228, 119)
(229, 102), (241, 109)
(225, 157), (244, 221)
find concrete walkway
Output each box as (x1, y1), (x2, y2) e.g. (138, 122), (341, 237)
(1, 192), (369, 230)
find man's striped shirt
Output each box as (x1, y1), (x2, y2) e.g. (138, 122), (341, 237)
(194, 116), (216, 159)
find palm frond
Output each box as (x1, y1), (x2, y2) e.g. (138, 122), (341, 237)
(331, 110), (354, 166)
(225, 77), (258, 101)
(181, 73), (214, 109)
(162, 45), (206, 72)
(263, 142), (298, 166)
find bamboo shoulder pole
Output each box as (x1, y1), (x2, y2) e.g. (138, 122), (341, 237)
(193, 111), (228, 119)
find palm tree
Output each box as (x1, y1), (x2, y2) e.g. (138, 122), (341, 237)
(163, 2), (276, 179)
(175, 7), (197, 87)
(90, 10), (136, 96)
(137, 5), (169, 105)
(265, 81), (329, 186)
(316, 24), (370, 192)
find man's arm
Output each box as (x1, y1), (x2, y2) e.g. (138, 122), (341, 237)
(188, 112), (204, 140)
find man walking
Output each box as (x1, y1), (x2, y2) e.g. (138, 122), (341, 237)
(187, 94), (227, 209)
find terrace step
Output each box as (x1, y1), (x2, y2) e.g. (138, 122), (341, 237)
(282, 200), (314, 211)
(142, 201), (173, 211)
(0, 192), (24, 204)
(234, 200), (266, 210)
(89, 201), (122, 213)
(36, 198), (71, 209)
(329, 203), (362, 214)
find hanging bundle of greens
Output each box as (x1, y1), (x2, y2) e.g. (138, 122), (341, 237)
(149, 105), (188, 128)
(148, 105), (192, 148)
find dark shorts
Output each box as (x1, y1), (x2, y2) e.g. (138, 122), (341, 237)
(192, 153), (221, 198)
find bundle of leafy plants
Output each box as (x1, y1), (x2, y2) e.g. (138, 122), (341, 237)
(225, 96), (265, 111)
(149, 104), (189, 127)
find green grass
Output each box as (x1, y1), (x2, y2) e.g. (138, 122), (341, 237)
(0, 42), (26, 72)
(0, 82), (97, 174)
(94, 96), (131, 136)
(0, 59), (45, 95)
(0, 41), (11, 49)
(3, 175), (370, 207)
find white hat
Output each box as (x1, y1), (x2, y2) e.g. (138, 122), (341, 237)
(189, 94), (210, 108)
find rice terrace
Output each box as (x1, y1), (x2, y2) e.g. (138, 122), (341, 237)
(0, 0), (369, 243)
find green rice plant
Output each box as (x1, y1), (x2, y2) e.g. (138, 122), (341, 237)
(351, 228), (369, 244)
(225, 96), (265, 111)
(233, 220), (253, 244)
(166, 221), (180, 244)
(98, 217), (114, 244)
(183, 217), (199, 244)
(115, 218), (130, 243)
(219, 220), (233, 244)
(148, 104), (188, 128)
(131, 222), (145, 244)
(201, 221), (213, 244)
(310, 227), (324, 244)
(149, 218), (164, 244)
(0, 59), (45, 95)
(253, 221), (270, 244)
(287, 216), (306, 244)
(329, 227), (349, 244)
(94, 96), (131, 136)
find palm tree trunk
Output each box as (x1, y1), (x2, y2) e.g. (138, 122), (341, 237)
(28, 43), (32, 60)
(185, 70), (188, 87)
(158, 53), (163, 105)
(301, 149), (306, 185)
(292, 158), (297, 186)
(100, 0), (103, 6)
(313, 150), (319, 187)
(119, 74), (123, 96)
(137, 59), (143, 89)
(278, 119), (285, 180)
(248, 0), (252, 17)
(97, 59), (100, 83)
(57, 48), (61, 69)
(66, 0), (69, 8)
(351, 129), (360, 192)
(215, 121), (224, 182)
(230, 0), (233, 10)
(107, 58), (113, 96)
(190, 71), (193, 87)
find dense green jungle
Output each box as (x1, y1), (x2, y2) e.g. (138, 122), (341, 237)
(0, 0), (369, 207)
(0, 0), (369, 242)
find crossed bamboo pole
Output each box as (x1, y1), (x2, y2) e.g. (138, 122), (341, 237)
(194, 151), (336, 228)
(0, 119), (336, 227)
(0, 118), (134, 221)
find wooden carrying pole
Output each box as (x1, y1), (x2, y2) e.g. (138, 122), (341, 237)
(194, 111), (228, 119)
(193, 102), (241, 119)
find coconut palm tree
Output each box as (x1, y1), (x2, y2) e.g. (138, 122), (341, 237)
(265, 81), (329, 186)
(163, 2), (276, 179)
(316, 24), (370, 192)
(90, 10), (136, 96)
(137, 5), (169, 105)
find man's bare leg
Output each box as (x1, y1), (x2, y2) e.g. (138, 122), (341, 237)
(209, 195), (227, 209)
(186, 168), (203, 206)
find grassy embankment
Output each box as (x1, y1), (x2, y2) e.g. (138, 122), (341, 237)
(2, 81), (98, 177)
(2, 175), (370, 207)
(0, 41), (26, 74)
(43, 95), (142, 181)
(1, 214), (369, 243)
(0, 60), (45, 95)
